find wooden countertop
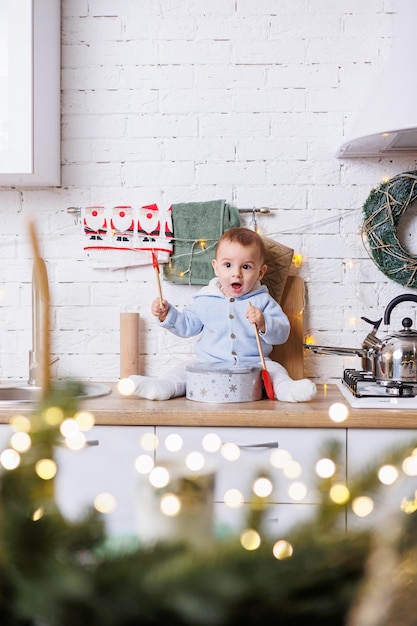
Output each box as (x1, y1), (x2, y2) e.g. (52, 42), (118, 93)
(0, 384), (416, 429)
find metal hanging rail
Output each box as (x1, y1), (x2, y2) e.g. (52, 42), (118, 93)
(67, 206), (271, 217)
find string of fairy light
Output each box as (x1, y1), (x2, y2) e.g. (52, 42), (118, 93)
(2, 388), (416, 559)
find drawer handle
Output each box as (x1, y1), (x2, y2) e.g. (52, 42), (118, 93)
(237, 442), (278, 449)
(85, 439), (99, 447)
(57, 439), (99, 448)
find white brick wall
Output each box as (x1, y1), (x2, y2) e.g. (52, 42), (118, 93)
(0, 0), (416, 384)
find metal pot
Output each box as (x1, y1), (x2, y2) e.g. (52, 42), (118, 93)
(305, 294), (417, 384)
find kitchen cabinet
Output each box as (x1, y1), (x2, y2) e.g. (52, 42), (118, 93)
(155, 426), (347, 537)
(0, 0), (60, 186)
(54, 425), (155, 537)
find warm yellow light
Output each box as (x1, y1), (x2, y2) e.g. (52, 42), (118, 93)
(224, 488), (244, 508)
(402, 455), (417, 476)
(378, 464), (399, 485)
(221, 442), (241, 461)
(118, 377), (136, 396)
(293, 253), (303, 268)
(9, 414), (31, 433)
(315, 458), (336, 478)
(240, 529), (261, 551)
(32, 507), (44, 521)
(283, 460), (302, 478)
(273, 539), (293, 560)
(288, 481), (307, 501)
(10, 431), (31, 453)
(253, 477), (273, 498)
(66, 432), (87, 450)
(0, 448), (20, 470)
(141, 432), (158, 451)
(328, 402), (349, 423)
(160, 493), (181, 517)
(94, 492), (117, 514)
(270, 448), (292, 468)
(185, 451), (205, 471)
(352, 496), (374, 517)
(44, 406), (64, 426)
(304, 335), (315, 345)
(135, 454), (154, 474)
(35, 458), (57, 480)
(74, 411), (95, 431)
(164, 433), (183, 452)
(149, 466), (170, 488)
(329, 483), (350, 504)
(60, 418), (79, 438)
(202, 433), (222, 452)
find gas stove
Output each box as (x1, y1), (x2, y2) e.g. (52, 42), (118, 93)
(336, 369), (417, 408)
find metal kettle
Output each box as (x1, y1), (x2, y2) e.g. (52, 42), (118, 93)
(362, 294), (417, 385)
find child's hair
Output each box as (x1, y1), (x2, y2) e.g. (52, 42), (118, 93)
(216, 227), (266, 262)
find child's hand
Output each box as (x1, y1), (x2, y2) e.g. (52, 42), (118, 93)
(246, 302), (265, 333)
(151, 297), (170, 322)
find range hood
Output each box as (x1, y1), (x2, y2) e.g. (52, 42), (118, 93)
(337, 0), (417, 158)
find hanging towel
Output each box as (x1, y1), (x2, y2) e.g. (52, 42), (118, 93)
(163, 200), (241, 285)
(82, 204), (173, 269)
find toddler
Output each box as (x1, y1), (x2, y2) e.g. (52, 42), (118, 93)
(130, 227), (316, 402)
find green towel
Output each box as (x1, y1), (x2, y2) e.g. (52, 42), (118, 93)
(163, 200), (241, 285)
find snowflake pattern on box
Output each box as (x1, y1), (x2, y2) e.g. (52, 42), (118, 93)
(185, 364), (263, 403)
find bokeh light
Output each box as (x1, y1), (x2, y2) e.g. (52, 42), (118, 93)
(402, 455), (417, 476)
(378, 464), (399, 485)
(141, 432), (158, 451)
(253, 477), (273, 497)
(164, 433), (183, 452)
(328, 402), (349, 423)
(288, 481), (307, 501)
(160, 493), (181, 516)
(35, 459), (57, 480)
(74, 411), (95, 431)
(149, 466), (170, 488)
(44, 406), (64, 426)
(135, 454), (154, 474)
(221, 442), (241, 461)
(352, 496), (374, 517)
(94, 492), (117, 514)
(273, 539), (293, 560)
(224, 488), (244, 508)
(283, 460), (302, 479)
(10, 431), (31, 453)
(202, 433), (222, 452)
(118, 377), (136, 396)
(329, 483), (350, 504)
(315, 458), (336, 478)
(185, 451), (205, 471)
(240, 529), (261, 551)
(0, 448), (20, 470)
(9, 414), (31, 433)
(270, 448), (292, 468)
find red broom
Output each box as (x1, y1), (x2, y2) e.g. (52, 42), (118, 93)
(253, 322), (274, 400)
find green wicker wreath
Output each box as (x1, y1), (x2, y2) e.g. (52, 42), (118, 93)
(362, 170), (417, 288)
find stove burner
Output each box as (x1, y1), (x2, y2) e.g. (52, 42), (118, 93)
(342, 369), (417, 398)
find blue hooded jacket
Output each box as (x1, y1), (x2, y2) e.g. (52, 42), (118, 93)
(159, 277), (290, 365)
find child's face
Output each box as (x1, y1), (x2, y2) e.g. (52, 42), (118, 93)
(212, 240), (267, 297)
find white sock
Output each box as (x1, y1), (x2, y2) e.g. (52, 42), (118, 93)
(275, 378), (317, 403)
(129, 375), (185, 401)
